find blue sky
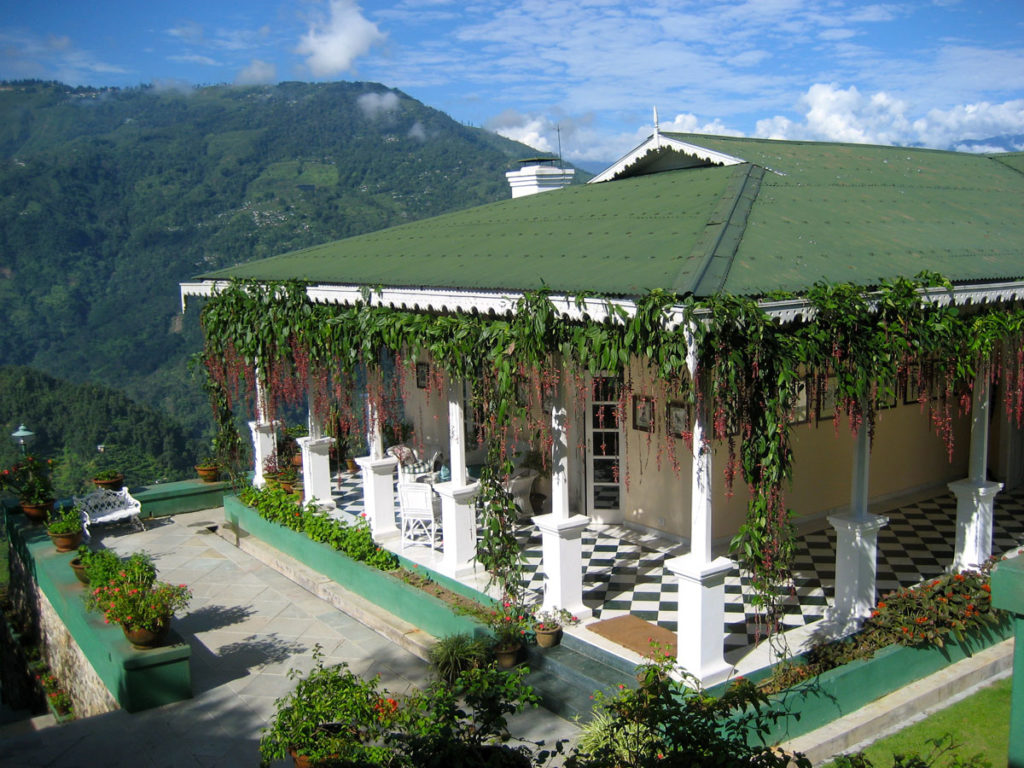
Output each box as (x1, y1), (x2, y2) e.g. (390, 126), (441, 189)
(2, 1), (1023, 164)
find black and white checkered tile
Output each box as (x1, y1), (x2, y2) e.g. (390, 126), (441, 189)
(331, 472), (1024, 653)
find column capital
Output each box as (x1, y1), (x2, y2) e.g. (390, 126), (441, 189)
(665, 554), (734, 584)
(828, 512), (889, 534)
(532, 513), (589, 537)
(948, 478), (1003, 500)
(433, 481), (480, 503)
(355, 455), (398, 475)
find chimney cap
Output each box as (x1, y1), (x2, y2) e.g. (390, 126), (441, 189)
(517, 156), (559, 166)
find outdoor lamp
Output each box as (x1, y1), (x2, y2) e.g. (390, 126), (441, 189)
(11, 424), (34, 456)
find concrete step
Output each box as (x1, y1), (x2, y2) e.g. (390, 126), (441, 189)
(524, 639), (638, 722)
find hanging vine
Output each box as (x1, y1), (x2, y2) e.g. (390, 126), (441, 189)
(194, 276), (1024, 635)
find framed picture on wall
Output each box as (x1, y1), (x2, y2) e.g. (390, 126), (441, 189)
(666, 401), (690, 437)
(633, 396), (654, 432)
(415, 362), (430, 389)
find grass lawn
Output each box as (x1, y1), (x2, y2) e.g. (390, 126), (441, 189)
(834, 675), (1012, 766)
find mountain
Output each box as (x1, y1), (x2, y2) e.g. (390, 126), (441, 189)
(952, 134), (1024, 153)
(0, 79), (581, 438)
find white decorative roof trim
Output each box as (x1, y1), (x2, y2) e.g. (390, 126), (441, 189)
(589, 135), (745, 184)
(180, 278), (1024, 330)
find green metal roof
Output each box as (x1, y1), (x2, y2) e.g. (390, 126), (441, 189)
(201, 135), (1024, 298)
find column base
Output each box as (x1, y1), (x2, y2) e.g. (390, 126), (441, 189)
(948, 479), (1002, 572)
(435, 481), (481, 578)
(826, 512), (889, 631)
(299, 436), (335, 508)
(355, 455), (399, 538)
(532, 514), (592, 620)
(665, 554), (735, 687)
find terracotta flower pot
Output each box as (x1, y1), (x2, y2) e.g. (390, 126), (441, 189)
(92, 475), (124, 491)
(20, 500), (53, 524)
(122, 618), (170, 649)
(494, 642), (522, 669)
(48, 529), (83, 553)
(69, 557), (89, 585)
(534, 625), (562, 648)
(195, 465), (220, 483)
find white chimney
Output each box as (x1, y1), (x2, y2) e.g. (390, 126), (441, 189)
(505, 157), (575, 198)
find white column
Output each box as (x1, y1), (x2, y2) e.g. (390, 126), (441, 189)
(532, 382), (591, 618)
(436, 378), (480, 577)
(248, 372), (276, 487)
(356, 455), (399, 538)
(668, 339), (734, 686)
(825, 417), (888, 636)
(951, 372), (1003, 571)
(300, 436), (335, 508)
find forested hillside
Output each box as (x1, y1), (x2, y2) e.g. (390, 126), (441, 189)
(0, 79), (563, 441)
(0, 367), (197, 496)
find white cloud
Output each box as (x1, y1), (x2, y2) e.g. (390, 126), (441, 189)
(235, 59), (276, 85)
(486, 110), (555, 153)
(357, 91), (400, 118)
(296, 0), (385, 77)
(659, 113), (745, 137)
(407, 121), (427, 141)
(169, 54), (220, 66)
(753, 83), (1024, 149)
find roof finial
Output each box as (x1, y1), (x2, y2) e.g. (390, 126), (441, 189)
(653, 105), (660, 147)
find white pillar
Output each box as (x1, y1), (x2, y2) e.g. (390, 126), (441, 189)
(668, 340), (734, 686)
(951, 372), (1003, 571)
(825, 417), (888, 636)
(356, 455), (399, 538)
(434, 378), (480, 577)
(249, 421), (277, 488)
(532, 383), (591, 618)
(435, 482), (480, 577)
(300, 436), (335, 508)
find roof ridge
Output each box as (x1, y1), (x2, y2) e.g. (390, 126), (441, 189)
(675, 163), (764, 297)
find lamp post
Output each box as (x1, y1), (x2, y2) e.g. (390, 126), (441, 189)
(11, 424), (34, 457)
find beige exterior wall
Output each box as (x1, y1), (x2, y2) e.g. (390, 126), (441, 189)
(622, 380), (972, 542)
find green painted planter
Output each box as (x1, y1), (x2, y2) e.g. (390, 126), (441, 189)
(224, 495), (489, 641)
(718, 620), (1012, 745)
(5, 517), (192, 713)
(132, 478), (231, 518)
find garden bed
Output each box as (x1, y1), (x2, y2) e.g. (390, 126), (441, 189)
(223, 494), (491, 641)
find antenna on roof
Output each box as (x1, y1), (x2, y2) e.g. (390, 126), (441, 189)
(653, 106), (660, 148)
(557, 124), (563, 169)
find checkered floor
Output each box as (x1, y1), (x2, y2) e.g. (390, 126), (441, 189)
(330, 473), (1024, 653)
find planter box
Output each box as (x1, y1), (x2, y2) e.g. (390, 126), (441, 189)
(132, 478), (230, 519)
(717, 620), (1011, 745)
(223, 495), (488, 641)
(5, 514), (192, 713)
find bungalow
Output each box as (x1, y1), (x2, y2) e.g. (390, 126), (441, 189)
(181, 131), (1024, 684)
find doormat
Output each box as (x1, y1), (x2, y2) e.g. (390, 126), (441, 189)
(587, 614), (676, 659)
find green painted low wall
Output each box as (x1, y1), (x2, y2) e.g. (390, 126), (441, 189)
(132, 478), (230, 518)
(720, 619), (1012, 745)
(223, 495), (489, 641)
(5, 513), (192, 712)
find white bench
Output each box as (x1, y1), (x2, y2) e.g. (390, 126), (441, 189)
(74, 488), (144, 540)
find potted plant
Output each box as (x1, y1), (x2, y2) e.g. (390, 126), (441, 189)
(195, 455), (220, 483)
(0, 455), (56, 523)
(278, 463), (299, 494)
(531, 606), (580, 648)
(262, 454), (282, 487)
(281, 424), (308, 468)
(92, 469), (124, 491)
(260, 645), (397, 768)
(489, 598), (529, 668)
(46, 506), (83, 552)
(76, 546), (126, 587)
(85, 552), (190, 648)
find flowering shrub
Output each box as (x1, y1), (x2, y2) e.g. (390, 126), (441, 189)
(88, 580), (192, 632)
(38, 673), (73, 717)
(864, 564), (999, 648)
(489, 598), (529, 648)
(0, 455), (55, 504)
(532, 606), (580, 630)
